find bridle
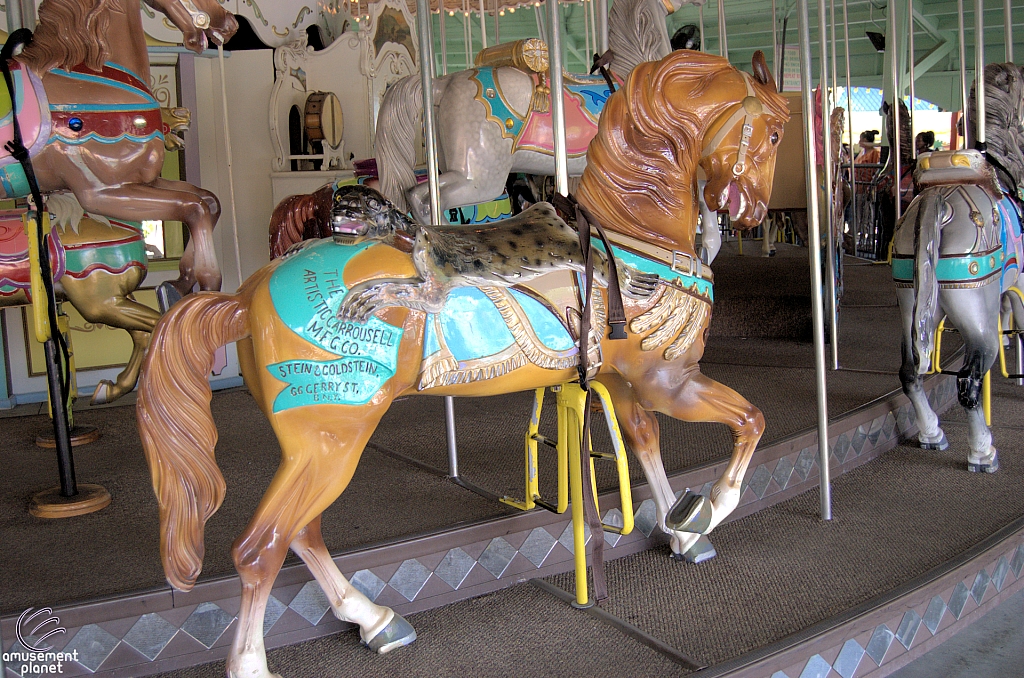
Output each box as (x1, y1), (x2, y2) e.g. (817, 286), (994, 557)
(699, 72), (766, 177)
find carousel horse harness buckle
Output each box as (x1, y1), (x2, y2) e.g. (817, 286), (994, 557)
(700, 74), (765, 177)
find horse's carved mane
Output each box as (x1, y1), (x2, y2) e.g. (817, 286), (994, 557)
(17, 0), (114, 75)
(969, 63), (1024, 198)
(578, 51), (787, 247)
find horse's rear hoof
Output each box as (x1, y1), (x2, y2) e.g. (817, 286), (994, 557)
(671, 534), (717, 564)
(968, 449), (999, 473)
(364, 613), (416, 654)
(90, 380), (113, 406)
(156, 282), (183, 313)
(666, 490), (713, 533)
(919, 431), (949, 450)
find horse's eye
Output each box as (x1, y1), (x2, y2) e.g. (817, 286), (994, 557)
(770, 131), (780, 145)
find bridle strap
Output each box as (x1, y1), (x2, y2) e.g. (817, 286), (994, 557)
(699, 73), (764, 176)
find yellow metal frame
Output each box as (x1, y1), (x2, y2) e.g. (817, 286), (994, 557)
(24, 211), (51, 343)
(502, 381), (634, 605)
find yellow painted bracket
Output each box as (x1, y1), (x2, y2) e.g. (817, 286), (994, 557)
(503, 381), (635, 606)
(24, 210), (51, 342)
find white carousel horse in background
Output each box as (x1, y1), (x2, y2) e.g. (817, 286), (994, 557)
(375, 0), (700, 224)
(894, 62), (1024, 473)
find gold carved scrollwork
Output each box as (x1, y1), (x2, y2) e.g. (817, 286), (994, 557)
(630, 285), (711, 361)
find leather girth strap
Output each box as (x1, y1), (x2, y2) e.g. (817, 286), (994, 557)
(552, 192), (627, 603)
(590, 50), (617, 94)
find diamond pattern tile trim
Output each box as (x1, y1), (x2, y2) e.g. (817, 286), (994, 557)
(971, 569), (991, 605)
(63, 625), (121, 673)
(180, 602), (234, 649)
(1011, 545), (1024, 577)
(922, 595), (946, 634)
(794, 447), (816, 481)
(263, 595), (287, 636)
(351, 569), (387, 602)
(435, 547), (477, 589)
(865, 624), (894, 666)
(834, 639), (865, 678)
(603, 508), (624, 547)
(833, 433), (850, 464)
(122, 613), (178, 661)
(993, 556), (1010, 592)
(389, 559), (432, 602)
(798, 654), (832, 678)
(771, 673), (791, 678)
(747, 464), (773, 500)
(289, 581), (332, 625)
(948, 581), (970, 619)
(479, 537), (518, 578)
(558, 521), (591, 555)
(895, 610), (922, 650)
(634, 499), (658, 537)
(773, 456), (795, 491)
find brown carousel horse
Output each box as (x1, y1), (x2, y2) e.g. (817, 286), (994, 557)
(6, 0), (237, 303)
(0, 0), (235, 403)
(137, 50), (788, 677)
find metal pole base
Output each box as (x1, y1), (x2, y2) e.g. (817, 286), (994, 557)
(34, 424), (100, 449)
(29, 483), (110, 519)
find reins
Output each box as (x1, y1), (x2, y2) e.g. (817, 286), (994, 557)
(552, 191), (627, 603)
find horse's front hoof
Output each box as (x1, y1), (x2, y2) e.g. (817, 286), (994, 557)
(670, 534), (717, 564)
(968, 447), (999, 473)
(89, 381), (114, 406)
(666, 490), (713, 533)
(363, 613), (416, 654)
(919, 430), (949, 451)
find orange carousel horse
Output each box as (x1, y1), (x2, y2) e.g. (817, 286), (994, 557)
(137, 51), (788, 676)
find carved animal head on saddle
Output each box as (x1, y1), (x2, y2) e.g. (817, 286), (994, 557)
(330, 184), (418, 248)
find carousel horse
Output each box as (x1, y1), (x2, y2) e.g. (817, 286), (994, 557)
(0, 194), (158, 403)
(893, 62), (1024, 473)
(375, 0), (697, 223)
(136, 51), (788, 676)
(5, 0), (237, 305)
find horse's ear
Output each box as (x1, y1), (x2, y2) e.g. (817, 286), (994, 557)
(751, 51), (776, 91)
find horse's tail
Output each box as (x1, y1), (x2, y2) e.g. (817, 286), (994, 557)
(910, 189), (944, 373)
(375, 74), (425, 213)
(136, 291), (250, 591)
(268, 183), (334, 259)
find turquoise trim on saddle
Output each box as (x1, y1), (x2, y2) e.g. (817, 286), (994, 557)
(267, 240), (404, 411)
(472, 68), (525, 140)
(591, 240), (714, 302)
(64, 236), (147, 276)
(0, 163), (29, 198)
(891, 248), (1004, 284)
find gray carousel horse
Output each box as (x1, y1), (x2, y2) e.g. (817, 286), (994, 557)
(893, 62), (1024, 472)
(375, 0), (697, 224)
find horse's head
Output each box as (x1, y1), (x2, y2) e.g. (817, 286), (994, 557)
(146, 0), (239, 53)
(331, 185), (419, 245)
(697, 51), (789, 228)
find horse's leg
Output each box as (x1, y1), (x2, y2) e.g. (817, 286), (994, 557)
(895, 287), (947, 449)
(60, 271), (162, 404)
(597, 375), (701, 558)
(68, 179), (221, 301)
(227, 412), (401, 678)
(943, 286), (1001, 472)
(290, 516), (414, 651)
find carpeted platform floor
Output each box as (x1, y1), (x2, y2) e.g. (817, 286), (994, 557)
(155, 376), (1024, 678)
(0, 243), (965, 624)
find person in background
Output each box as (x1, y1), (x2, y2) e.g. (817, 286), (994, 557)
(853, 130), (881, 252)
(916, 131), (936, 156)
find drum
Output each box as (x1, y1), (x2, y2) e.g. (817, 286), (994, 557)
(304, 91), (344, 149)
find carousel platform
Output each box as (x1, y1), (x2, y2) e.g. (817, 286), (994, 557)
(3, 242), (1020, 678)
